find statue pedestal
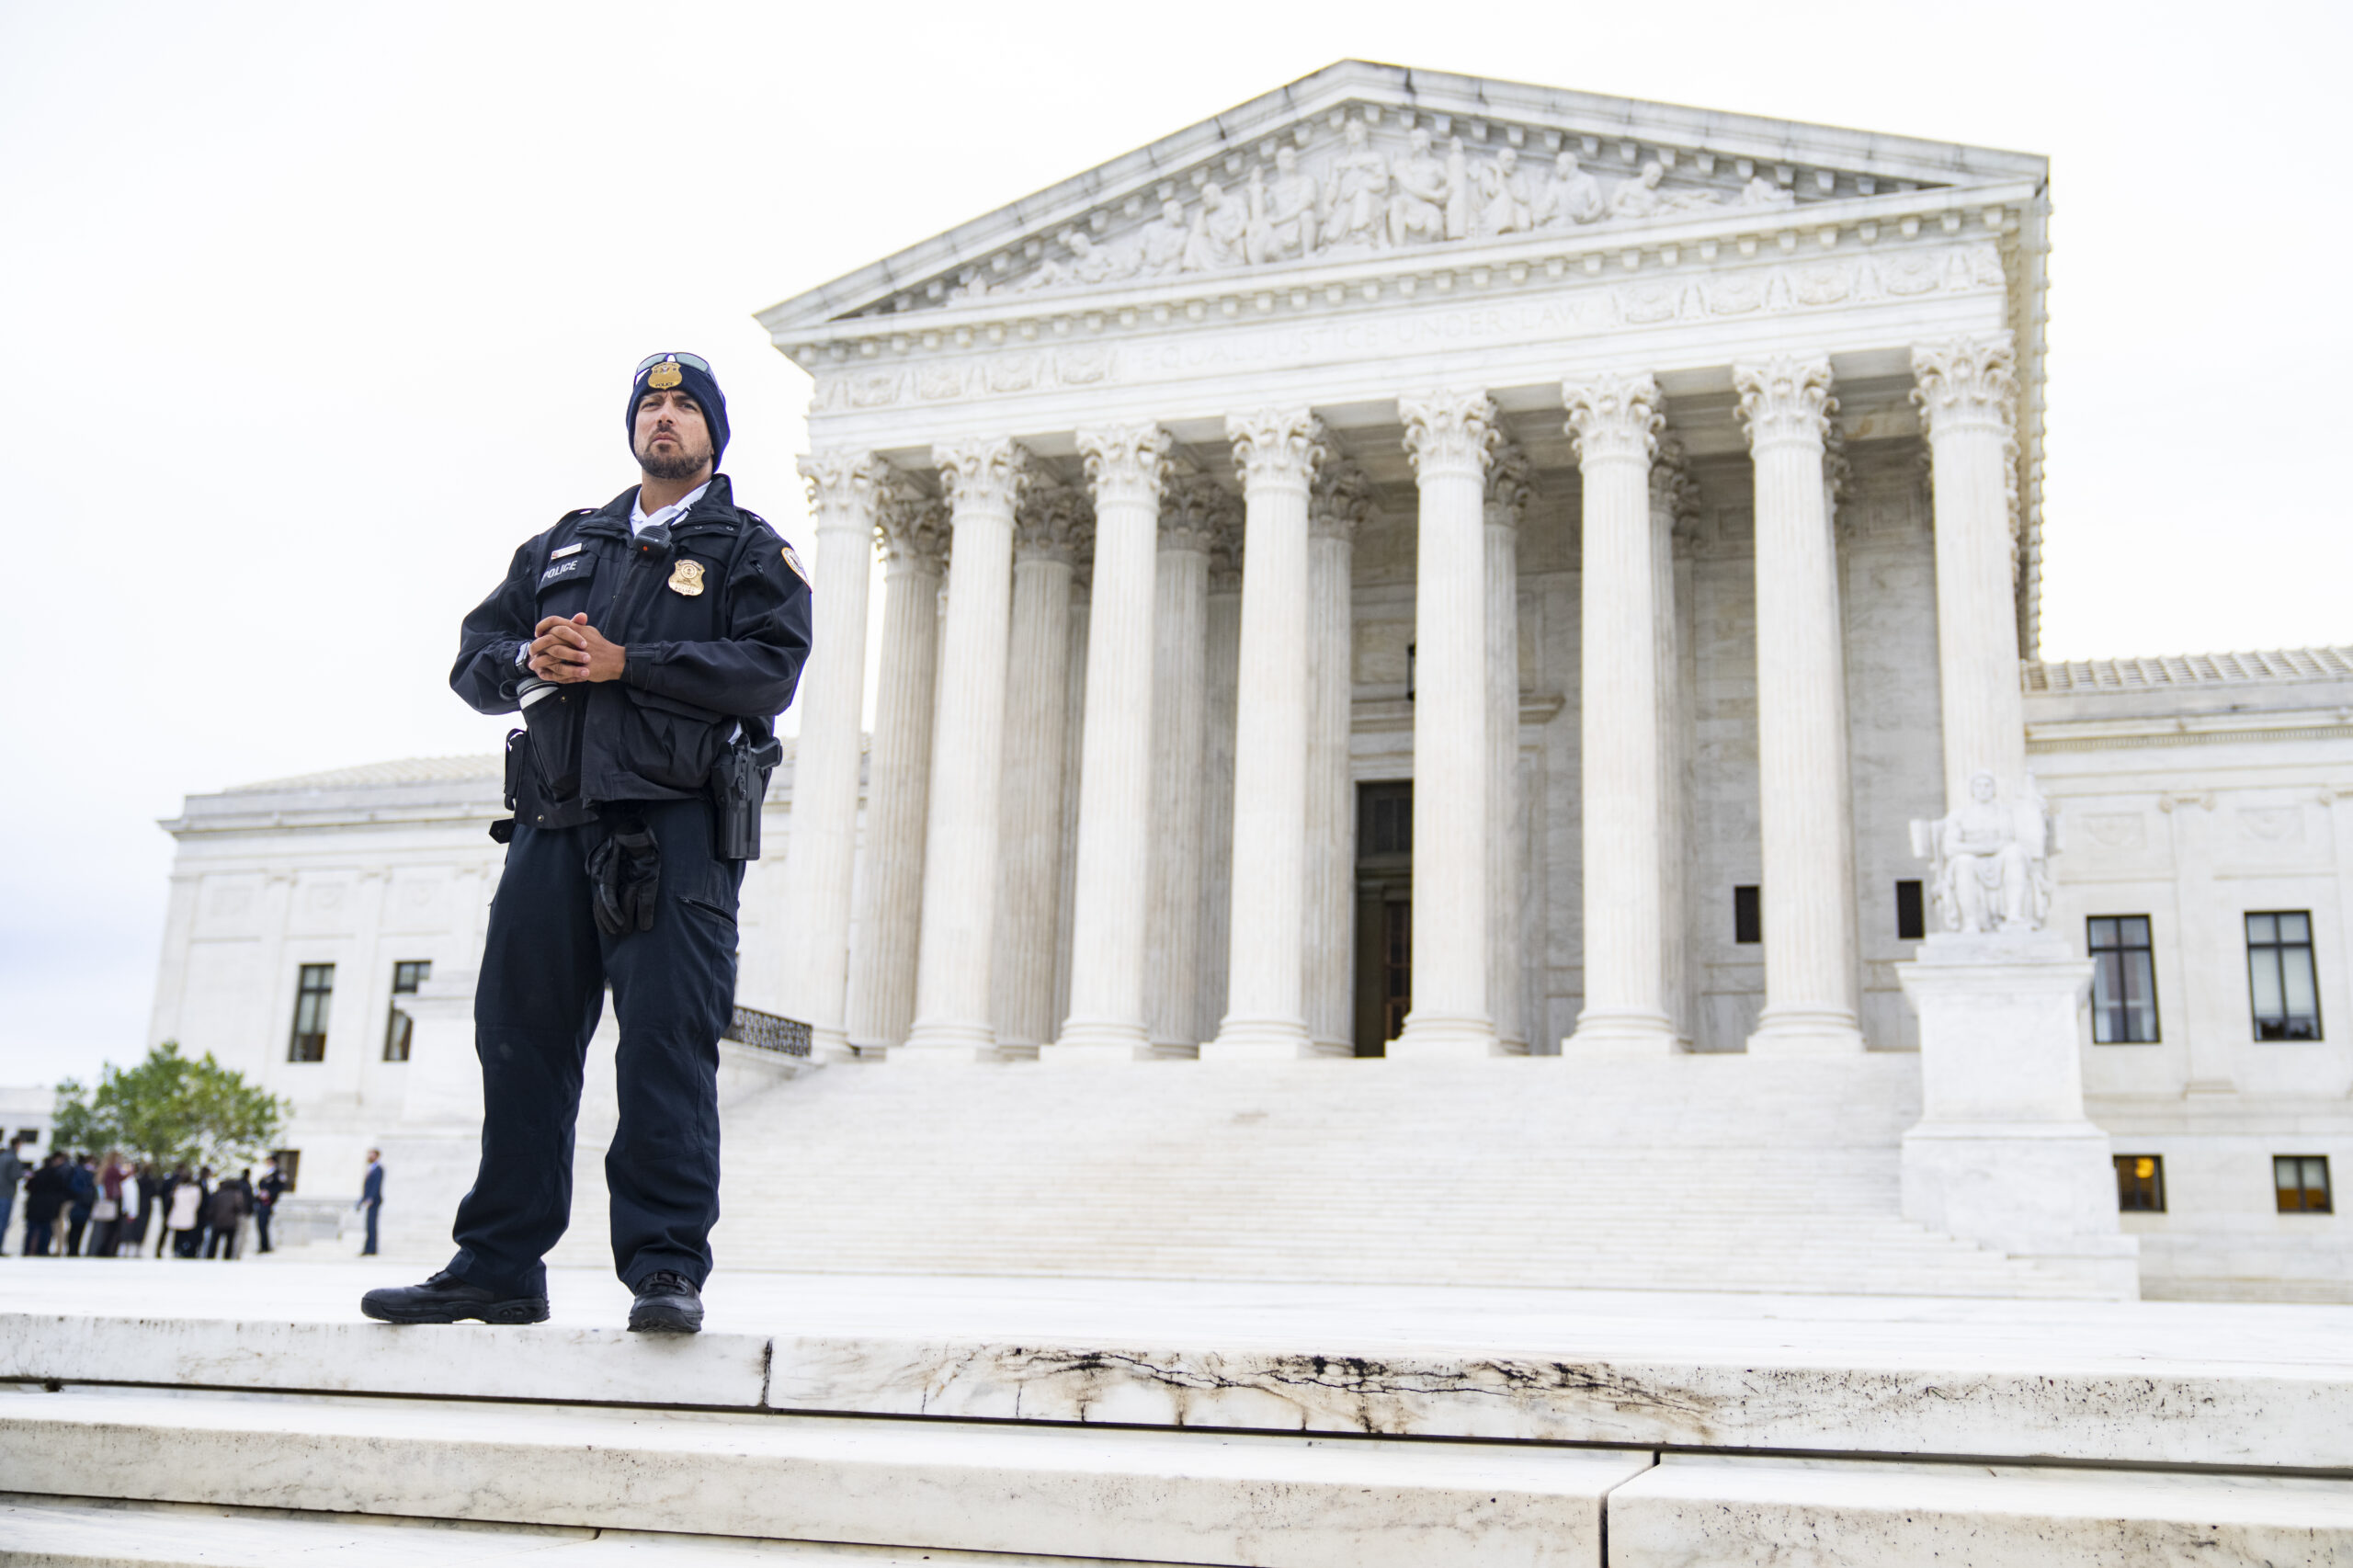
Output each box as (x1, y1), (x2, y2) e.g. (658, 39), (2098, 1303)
(1894, 935), (2139, 1299)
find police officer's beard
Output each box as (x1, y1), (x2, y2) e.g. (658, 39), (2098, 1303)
(638, 441), (710, 482)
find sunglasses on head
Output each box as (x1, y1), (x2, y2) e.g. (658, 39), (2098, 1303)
(635, 352), (712, 376)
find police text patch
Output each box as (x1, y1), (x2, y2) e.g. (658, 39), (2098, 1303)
(539, 555), (591, 589)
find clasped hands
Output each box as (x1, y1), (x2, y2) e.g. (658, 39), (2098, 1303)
(529, 614), (626, 684)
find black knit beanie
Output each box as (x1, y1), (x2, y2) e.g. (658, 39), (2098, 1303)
(626, 353), (730, 468)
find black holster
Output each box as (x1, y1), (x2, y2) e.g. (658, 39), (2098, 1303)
(710, 732), (783, 861)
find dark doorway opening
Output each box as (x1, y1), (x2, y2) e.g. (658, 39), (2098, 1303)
(1354, 780), (1413, 1057)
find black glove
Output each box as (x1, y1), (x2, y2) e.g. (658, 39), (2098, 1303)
(585, 816), (661, 936)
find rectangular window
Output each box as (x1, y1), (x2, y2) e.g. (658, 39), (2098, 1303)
(2113, 1154), (2165, 1212)
(2246, 912), (2323, 1040)
(2276, 1155), (2333, 1214)
(271, 1150), (301, 1193)
(383, 960), (431, 1062)
(288, 964), (335, 1062)
(1358, 782), (1412, 858)
(1895, 881), (1925, 941)
(2087, 916), (2161, 1043)
(1733, 885), (1761, 945)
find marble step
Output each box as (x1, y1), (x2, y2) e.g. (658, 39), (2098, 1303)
(0, 1494), (1183, 1568)
(1608, 1454), (2353, 1566)
(0, 1385), (1648, 1568)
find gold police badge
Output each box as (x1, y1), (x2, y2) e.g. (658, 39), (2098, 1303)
(647, 358), (683, 390)
(667, 559), (705, 597)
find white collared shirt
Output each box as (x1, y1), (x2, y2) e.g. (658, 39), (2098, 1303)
(631, 480), (711, 536)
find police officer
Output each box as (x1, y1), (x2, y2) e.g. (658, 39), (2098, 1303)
(363, 353), (812, 1333)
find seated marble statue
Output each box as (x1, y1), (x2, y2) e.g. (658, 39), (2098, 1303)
(1320, 119), (1390, 251)
(1182, 182), (1248, 272)
(1473, 147), (1535, 237)
(1386, 127), (1451, 246)
(1739, 174), (1798, 210)
(1535, 153), (1605, 229)
(1245, 148), (1319, 265)
(1135, 199), (1193, 277)
(1909, 771), (2055, 934)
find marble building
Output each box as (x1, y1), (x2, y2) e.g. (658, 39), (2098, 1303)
(145, 62), (2351, 1301)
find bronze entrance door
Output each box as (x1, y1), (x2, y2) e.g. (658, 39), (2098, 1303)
(1353, 780), (1412, 1057)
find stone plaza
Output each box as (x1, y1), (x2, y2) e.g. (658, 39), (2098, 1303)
(18, 60), (2353, 1564)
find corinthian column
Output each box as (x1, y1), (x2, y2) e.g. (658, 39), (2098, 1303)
(1047, 424), (1173, 1063)
(1914, 335), (2029, 813)
(1393, 390), (1500, 1060)
(1484, 440), (1533, 1054)
(1145, 475), (1223, 1053)
(992, 482), (1090, 1054)
(1306, 460), (1372, 1055)
(1652, 438), (1701, 1046)
(781, 450), (889, 1061)
(902, 439), (1029, 1063)
(847, 494), (946, 1054)
(1562, 374), (1677, 1054)
(1196, 526), (1244, 1038)
(1205, 410), (1325, 1062)
(1735, 356), (1864, 1055)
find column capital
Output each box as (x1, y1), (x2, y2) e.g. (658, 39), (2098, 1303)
(1076, 424), (1174, 510)
(1311, 459), (1376, 543)
(1562, 371), (1663, 467)
(1160, 472), (1238, 554)
(1911, 334), (2018, 440)
(1483, 438), (1536, 529)
(1225, 408), (1327, 496)
(1399, 389), (1501, 481)
(1650, 434), (1702, 541)
(1734, 354), (1836, 454)
(797, 449), (893, 532)
(932, 437), (1033, 516)
(876, 491), (949, 570)
(1014, 481), (1093, 564)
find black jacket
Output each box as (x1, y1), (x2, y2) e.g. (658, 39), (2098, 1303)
(451, 475), (813, 822)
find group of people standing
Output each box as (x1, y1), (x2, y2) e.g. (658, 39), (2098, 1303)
(0, 1142), (288, 1259)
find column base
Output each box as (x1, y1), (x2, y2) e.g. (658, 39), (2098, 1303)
(1565, 1008), (1680, 1058)
(893, 1019), (994, 1066)
(1041, 1019), (1151, 1066)
(1391, 1012), (1499, 1061)
(1745, 1008), (1866, 1057)
(806, 1024), (858, 1065)
(1200, 1017), (1312, 1063)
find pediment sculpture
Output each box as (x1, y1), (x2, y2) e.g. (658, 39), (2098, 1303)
(957, 112), (1808, 307)
(1909, 771), (2057, 935)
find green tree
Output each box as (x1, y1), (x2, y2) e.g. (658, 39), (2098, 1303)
(52, 1042), (288, 1170)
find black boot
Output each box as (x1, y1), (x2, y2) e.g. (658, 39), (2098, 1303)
(360, 1270), (549, 1325)
(628, 1269), (703, 1334)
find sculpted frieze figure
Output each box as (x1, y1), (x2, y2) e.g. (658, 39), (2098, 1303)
(1537, 153), (1606, 229)
(1320, 118), (1391, 252)
(1386, 127), (1453, 248)
(1473, 147), (1536, 238)
(1609, 161), (1726, 222)
(1739, 174), (1797, 210)
(1909, 771), (2056, 935)
(1137, 199), (1192, 276)
(1183, 182), (1248, 273)
(1246, 146), (1320, 265)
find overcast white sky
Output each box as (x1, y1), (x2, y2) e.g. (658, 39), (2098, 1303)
(3, 0), (2347, 1086)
